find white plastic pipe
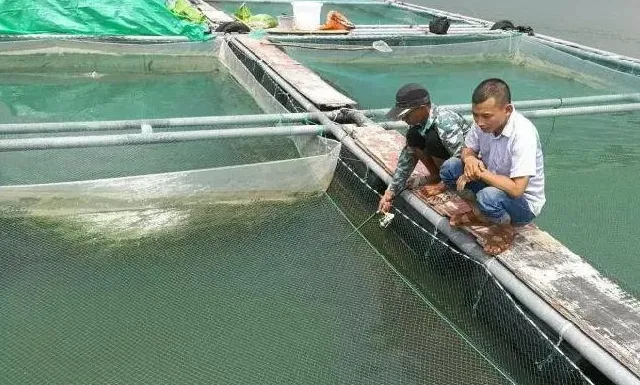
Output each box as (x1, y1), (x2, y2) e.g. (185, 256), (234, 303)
(0, 111), (339, 135)
(362, 97), (640, 118)
(0, 125), (322, 151)
(377, 103), (640, 130)
(5, 96), (637, 136)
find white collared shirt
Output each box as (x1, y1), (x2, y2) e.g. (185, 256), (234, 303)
(464, 109), (546, 216)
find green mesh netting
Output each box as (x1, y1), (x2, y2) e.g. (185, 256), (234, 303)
(0, 0), (208, 40)
(276, 36), (640, 107)
(1, 189), (512, 384)
(0, 40), (299, 185)
(533, 112), (640, 297)
(0, 138), (301, 185)
(0, 42), (261, 124)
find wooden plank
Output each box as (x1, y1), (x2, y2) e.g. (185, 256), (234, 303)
(353, 125), (640, 377)
(265, 28), (350, 35)
(236, 36), (357, 109)
(192, 0), (234, 23)
(500, 235), (640, 376)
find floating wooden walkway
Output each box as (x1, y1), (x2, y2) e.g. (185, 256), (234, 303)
(353, 124), (640, 378)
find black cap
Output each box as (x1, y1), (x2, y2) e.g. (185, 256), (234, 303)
(386, 83), (431, 120)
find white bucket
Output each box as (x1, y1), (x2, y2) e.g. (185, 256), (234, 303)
(291, 1), (322, 30)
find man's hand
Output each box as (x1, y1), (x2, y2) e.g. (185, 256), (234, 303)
(463, 156), (486, 180)
(456, 175), (469, 192)
(378, 190), (395, 213)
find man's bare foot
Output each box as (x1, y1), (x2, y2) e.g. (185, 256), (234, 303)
(483, 225), (515, 255)
(421, 181), (446, 197)
(449, 213), (515, 255)
(449, 211), (485, 227)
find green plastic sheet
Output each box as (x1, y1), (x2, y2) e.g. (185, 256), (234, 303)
(0, 0), (208, 40)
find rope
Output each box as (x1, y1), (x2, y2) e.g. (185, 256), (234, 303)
(543, 97), (562, 150)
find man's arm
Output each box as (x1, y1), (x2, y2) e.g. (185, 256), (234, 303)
(461, 147), (485, 178)
(388, 146), (418, 194)
(378, 146), (417, 212)
(437, 109), (470, 158)
(476, 171), (529, 198)
(461, 147), (478, 162)
(415, 149), (440, 182)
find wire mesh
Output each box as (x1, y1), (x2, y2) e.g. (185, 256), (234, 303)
(276, 35), (640, 108)
(2, 178), (514, 384)
(0, 40), (262, 124)
(329, 148), (599, 385)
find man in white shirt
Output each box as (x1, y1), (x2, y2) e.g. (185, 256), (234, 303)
(437, 78), (546, 255)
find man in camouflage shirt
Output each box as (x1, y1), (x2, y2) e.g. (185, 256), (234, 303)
(378, 83), (470, 213)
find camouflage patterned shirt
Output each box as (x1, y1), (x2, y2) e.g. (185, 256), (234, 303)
(389, 105), (470, 194)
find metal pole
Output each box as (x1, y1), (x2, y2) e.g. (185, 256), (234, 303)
(377, 103), (640, 129)
(387, 0), (490, 26)
(533, 34), (640, 67)
(0, 125), (322, 152)
(361, 96), (640, 118)
(0, 111), (339, 135)
(519, 103), (640, 118)
(5, 96), (637, 136)
(268, 31), (499, 40)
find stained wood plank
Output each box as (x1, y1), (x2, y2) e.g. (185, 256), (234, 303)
(193, 0), (234, 23)
(237, 36), (357, 109)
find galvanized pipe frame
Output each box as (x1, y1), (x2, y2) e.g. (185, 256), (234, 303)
(2, 95), (638, 136)
(0, 112), (338, 135)
(386, 0), (490, 26)
(227, 35), (640, 385)
(266, 30), (501, 40)
(368, 102), (640, 130)
(0, 125), (323, 152)
(344, 94), (640, 117)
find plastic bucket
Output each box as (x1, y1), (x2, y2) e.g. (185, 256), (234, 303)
(291, 2), (322, 30)
(278, 15), (294, 29)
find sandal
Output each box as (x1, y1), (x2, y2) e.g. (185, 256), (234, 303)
(425, 194), (449, 206)
(481, 227), (515, 255)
